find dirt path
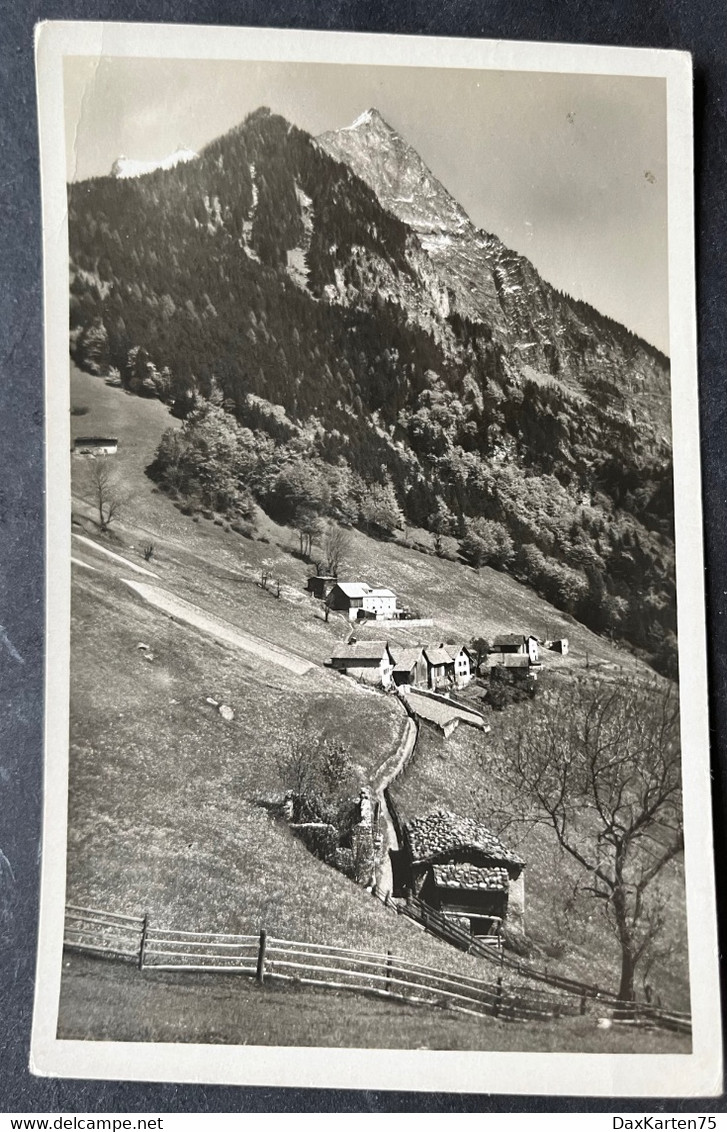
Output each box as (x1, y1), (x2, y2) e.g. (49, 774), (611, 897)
(121, 579), (314, 676)
(372, 699), (418, 897)
(72, 533), (160, 578)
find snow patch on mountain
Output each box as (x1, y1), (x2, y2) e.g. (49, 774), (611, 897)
(343, 108), (381, 131)
(111, 147), (198, 179)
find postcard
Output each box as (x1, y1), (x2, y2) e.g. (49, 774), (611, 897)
(31, 20), (721, 1095)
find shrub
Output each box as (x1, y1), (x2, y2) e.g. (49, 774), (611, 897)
(461, 518), (514, 570)
(487, 669), (537, 711)
(230, 520), (256, 538)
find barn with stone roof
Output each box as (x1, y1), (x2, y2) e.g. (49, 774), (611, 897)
(401, 809), (525, 938)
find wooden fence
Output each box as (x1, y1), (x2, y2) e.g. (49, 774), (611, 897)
(64, 905), (147, 962)
(63, 905), (690, 1033)
(258, 933), (580, 1022)
(395, 896), (691, 1034)
(398, 893), (504, 954)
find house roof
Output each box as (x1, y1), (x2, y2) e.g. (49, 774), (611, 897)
(423, 646), (452, 667)
(405, 809), (525, 869)
(406, 695), (461, 729)
(332, 582), (372, 598)
(366, 587), (396, 599)
(432, 863), (510, 892)
(492, 634), (526, 648)
(391, 647), (424, 673)
(331, 641), (391, 663)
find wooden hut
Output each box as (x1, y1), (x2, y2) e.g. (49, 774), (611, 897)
(402, 809), (525, 937)
(423, 645), (453, 690)
(390, 646), (427, 688)
(329, 641), (395, 688)
(492, 634), (540, 664)
(306, 575), (337, 599)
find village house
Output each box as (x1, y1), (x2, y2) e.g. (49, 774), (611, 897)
(328, 637), (482, 694)
(329, 641), (395, 688)
(390, 646), (427, 688)
(491, 633), (540, 664)
(400, 809), (525, 939)
(423, 645), (453, 690)
(73, 436), (119, 455)
(448, 645), (477, 687)
(327, 581), (400, 621)
(546, 637), (569, 655)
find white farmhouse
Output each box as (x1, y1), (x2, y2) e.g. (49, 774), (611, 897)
(327, 581), (400, 621)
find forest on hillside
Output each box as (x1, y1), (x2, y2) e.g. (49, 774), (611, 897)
(68, 108), (677, 677)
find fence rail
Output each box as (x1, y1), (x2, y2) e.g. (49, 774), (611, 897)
(398, 894), (504, 955)
(142, 925), (259, 972)
(64, 905), (146, 962)
(62, 905), (690, 1034)
(396, 896), (690, 1033)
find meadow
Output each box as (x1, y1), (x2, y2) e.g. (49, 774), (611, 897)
(58, 954), (689, 1054)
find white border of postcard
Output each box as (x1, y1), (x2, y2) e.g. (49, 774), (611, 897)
(32, 19), (722, 1096)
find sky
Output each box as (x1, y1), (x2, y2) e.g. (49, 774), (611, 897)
(64, 57), (669, 353)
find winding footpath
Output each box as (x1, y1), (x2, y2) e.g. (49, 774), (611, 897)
(371, 696), (419, 897)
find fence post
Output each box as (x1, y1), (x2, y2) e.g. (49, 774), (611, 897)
(138, 914), (148, 970)
(580, 992), (587, 1016)
(385, 950), (393, 995)
(256, 929), (268, 984)
(494, 975), (503, 1018)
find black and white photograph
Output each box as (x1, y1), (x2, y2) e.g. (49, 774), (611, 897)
(30, 21), (721, 1096)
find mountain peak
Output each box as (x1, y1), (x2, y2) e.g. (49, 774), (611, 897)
(317, 110), (506, 327)
(341, 108), (396, 134)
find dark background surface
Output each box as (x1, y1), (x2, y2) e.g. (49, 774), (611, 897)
(1, 0), (724, 1114)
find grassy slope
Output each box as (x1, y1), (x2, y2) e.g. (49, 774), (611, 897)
(65, 364), (687, 1047)
(70, 366), (645, 675)
(58, 953), (688, 1054)
(68, 568), (405, 934)
(68, 371), (514, 979)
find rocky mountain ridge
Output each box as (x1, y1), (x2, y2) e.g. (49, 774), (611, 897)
(319, 108), (671, 440)
(319, 109), (507, 339)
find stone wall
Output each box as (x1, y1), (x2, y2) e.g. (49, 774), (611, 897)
(508, 871), (526, 932)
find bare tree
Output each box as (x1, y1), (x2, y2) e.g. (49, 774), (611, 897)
(322, 523), (351, 577)
(509, 678), (683, 1004)
(85, 457), (123, 532)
